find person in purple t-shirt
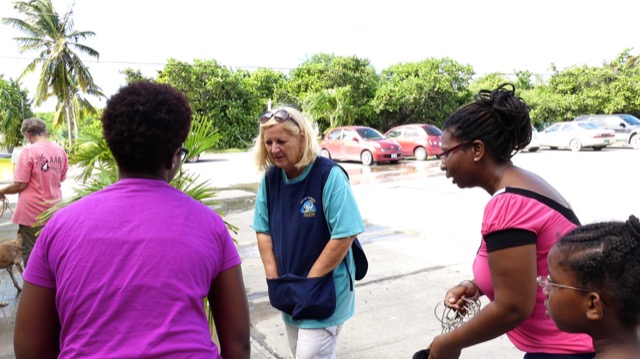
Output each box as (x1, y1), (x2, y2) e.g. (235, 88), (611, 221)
(14, 81), (250, 359)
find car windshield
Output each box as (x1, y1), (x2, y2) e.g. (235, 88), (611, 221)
(356, 128), (384, 140)
(421, 125), (443, 136)
(577, 122), (599, 130)
(620, 115), (640, 125)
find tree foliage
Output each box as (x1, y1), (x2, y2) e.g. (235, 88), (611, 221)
(157, 59), (260, 149)
(288, 54), (379, 128)
(372, 58), (474, 130)
(242, 67), (289, 109)
(0, 76), (32, 148)
(2, 0), (104, 143)
(120, 68), (156, 84)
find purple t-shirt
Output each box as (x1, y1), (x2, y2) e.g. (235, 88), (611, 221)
(25, 178), (242, 359)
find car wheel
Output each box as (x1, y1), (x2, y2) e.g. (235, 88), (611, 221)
(414, 147), (428, 161)
(360, 151), (373, 166)
(569, 139), (582, 152)
(528, 147), (539, 152)
(550, 147), (558, 150)
(390, 160), (399, 164)
(320, 149), (331, 159)
(630, 134), (639, 149)
(592, 146), (604, 151)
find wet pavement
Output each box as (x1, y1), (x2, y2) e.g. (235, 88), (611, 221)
(0, 153), (443, 358)
(9, 149), (630, 358)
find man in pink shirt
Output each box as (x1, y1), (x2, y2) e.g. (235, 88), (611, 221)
(0, 118), (68, 268)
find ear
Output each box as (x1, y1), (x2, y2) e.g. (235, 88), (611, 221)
(585, 292), (605, 320)
(166, 148), (179, 170)
(471, 140), (485, 161)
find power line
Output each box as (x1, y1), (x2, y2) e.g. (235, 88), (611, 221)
(0, 55), (294, 71)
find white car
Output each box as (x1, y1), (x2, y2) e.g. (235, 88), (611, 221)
(538, 121), (616, 151)
(523, 126), (540, 152)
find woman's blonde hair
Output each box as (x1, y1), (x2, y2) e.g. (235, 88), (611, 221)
(252, 106), (321, 172)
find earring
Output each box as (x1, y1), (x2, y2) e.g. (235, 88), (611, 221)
(474, 158), (479, 162)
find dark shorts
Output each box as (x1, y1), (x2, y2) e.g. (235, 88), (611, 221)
(18, 224), (43, 268)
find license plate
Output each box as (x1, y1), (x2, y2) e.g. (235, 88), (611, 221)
(604, 140), (609, 144)
(391, 153), (397, 158)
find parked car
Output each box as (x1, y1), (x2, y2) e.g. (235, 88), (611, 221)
(186, 154), (200, 163)
(384, 124), (442, 160)
(523, 126), (540, 152)
(573, 114), (640, 148)
(538, 121), (615, 151)
(320, 126), (403, 166)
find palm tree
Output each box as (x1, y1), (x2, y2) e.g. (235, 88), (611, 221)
(2, 0), (104, 143)
(303, 87), (356, 133)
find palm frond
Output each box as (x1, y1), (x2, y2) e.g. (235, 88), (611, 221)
(183, 115), (221, 158)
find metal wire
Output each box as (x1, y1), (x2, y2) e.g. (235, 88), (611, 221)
(433, 296), (482, 334)
(1, 197), (13, 219)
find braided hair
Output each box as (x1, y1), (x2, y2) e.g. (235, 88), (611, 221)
(555, 215), (640, 327)
(443, 83), (531, 163)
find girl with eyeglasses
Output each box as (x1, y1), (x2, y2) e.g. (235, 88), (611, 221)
(543, 215), (640, 359)
(424, 84), (594, 359)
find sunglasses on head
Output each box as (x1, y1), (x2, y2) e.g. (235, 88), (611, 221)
(259, 110), (300, 130)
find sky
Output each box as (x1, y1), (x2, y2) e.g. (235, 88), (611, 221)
(1, 0), (639, 112)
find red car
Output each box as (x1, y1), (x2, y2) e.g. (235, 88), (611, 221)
(384, 124), (442, 161)
(320, 126), (403, 166)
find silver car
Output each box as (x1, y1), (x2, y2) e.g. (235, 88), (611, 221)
(523, 126), (540, 152)
(574, 114), (640, 148)
(538, 122), (615, 152)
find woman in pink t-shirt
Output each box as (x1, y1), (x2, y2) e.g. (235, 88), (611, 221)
(0, 118), (68, 268)
(423, 84), (595, 359)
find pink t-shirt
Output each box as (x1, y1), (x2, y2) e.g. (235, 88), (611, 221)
(24, 178), (242, 359)
(472, 187), (593, 354)
(12, 141), (68, 226)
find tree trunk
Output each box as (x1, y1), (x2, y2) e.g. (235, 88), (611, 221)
(72, 106), (79, 141)
(65, 105), (72, 144)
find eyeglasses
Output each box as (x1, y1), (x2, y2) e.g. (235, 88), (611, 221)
(178, 147), (189, 162)
(259, 110), (300, 130)
(436, 141), (472, 160)
(536, 275), (591, 292)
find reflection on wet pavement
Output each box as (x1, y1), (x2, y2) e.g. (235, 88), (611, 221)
(344, 161), (442, 185)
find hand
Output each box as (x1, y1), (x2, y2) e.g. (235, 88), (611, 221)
(428, 334), (462, 359)
(444, 280), (478, 311)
